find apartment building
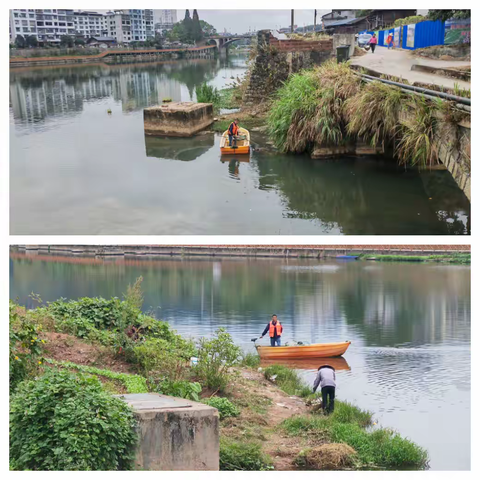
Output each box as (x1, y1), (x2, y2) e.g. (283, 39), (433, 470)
(73, 11), (107, 39)
(104, 9), (154, 43)
(154, 9), (178, 33)
(10, 9), (76, 43)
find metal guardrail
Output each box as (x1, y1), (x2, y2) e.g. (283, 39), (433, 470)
(352, 71), (471, 108)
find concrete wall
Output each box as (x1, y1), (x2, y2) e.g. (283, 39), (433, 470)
(332, 34), (356, 58)
(118, 393), (219, 471)
(243, 30), (333, 105)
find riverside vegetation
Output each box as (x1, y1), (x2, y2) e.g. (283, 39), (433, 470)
(10, 278), (428, 471)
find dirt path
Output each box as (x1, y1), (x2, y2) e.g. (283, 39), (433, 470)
(235, 369), (311, 470)
(351, 48), (470, 89)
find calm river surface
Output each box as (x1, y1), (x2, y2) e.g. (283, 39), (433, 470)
(10, 252), (471, 470)
(10, 56), (470, 235)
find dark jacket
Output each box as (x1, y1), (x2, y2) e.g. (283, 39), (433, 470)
(261, 321), (282, 338)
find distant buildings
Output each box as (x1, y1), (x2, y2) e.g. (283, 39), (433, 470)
(9, 8), (157, 45)
(154, 10), (177, 34)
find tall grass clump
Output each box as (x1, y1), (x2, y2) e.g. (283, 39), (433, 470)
(267, 60), (361, 153)
(395, 96), (439, 167)
(196, 82), (220, 104)
(346, 81), (405, 147)
(220, 438), (273, 470)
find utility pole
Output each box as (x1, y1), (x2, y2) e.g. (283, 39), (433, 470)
(314, 9), (317, 31)
(291, 10), (294, 33)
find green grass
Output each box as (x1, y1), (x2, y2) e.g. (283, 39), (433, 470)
(217, 87), (242, 109)
(220, 438), (274, 471)
(240, 352), (261, 368)
(263, 364), (311, 397)
(196, 82), (220, 104)
(281, 408), (428, 470)
(350, 253), (471, 264)
(46, 359), (148, 393)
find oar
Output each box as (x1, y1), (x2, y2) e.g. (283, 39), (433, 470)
(251, 337), (259, 351)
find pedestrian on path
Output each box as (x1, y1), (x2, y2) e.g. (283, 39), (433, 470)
(368, 33), (377, 53)
(386, 33), (394, 50)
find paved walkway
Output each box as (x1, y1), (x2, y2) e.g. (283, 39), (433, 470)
(351, 47), (470, 90)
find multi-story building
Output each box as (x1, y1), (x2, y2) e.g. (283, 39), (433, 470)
(10, 8), (76, 44)
(154, 9), (177, 34)
(105, 9), (154, 43)
(73, 11), (107, 39)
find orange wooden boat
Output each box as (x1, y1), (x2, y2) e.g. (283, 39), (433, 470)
(260, 356), (351, 372)
(256, 341), (351, 360)
(220, 127), (250, 155)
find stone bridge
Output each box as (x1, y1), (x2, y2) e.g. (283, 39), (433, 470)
(206, 34), (252, 49)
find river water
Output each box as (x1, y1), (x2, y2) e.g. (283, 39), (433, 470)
(10, 252), (471, 470)
(10, 56), (470, 235)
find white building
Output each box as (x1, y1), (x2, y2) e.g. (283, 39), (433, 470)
(104, 9), (154, 44)
(73, 11), (107, 39)
(321, 10), (356, 28)
(10, 9), (76, 44)
(154, 9), (177, 34)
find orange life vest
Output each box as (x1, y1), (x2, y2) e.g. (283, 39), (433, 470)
(229, 122), (239, 136)
(269, 321), (282, 337)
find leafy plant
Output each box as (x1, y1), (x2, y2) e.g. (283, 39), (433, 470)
(9, 302), (44, 391)
(194, 328), (241, 392)
(203, 396), (240, 419)
(263, 364), (311, 397)
(196, 82), (220, 104)
(220, 438), (273, 471)
(241, 352), (261, 368)
(10, 369), (138, 471)
(156, 380), (202, 401)
(47, 359), (148, 394)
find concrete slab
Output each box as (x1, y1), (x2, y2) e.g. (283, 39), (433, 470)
(144, 102), (214, 137)
(117, 393), (219, 471)
(351, 48), (470, 90)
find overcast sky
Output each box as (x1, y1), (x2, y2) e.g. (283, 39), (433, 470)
(178, 10), (331, 34)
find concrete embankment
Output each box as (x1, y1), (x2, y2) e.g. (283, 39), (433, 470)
(12, 245), (470, 259)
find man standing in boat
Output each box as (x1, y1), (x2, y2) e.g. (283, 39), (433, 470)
(260, 314), (283, 346)
(228, 119), (239, 147)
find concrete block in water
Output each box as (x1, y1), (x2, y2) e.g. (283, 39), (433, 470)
(144, 102), (214, 137)
(118, 393), (219, 471)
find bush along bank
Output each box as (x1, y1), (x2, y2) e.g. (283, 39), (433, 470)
(9, 279), (428, 471)
(267, 59), (470, 169)
(348, 252), (471, 264)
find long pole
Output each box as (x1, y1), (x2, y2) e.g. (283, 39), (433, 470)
(314, 9), (317, 31)
(291, 10), (294, 33)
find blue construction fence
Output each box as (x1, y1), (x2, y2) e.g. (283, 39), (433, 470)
(375, 20), (445, 50)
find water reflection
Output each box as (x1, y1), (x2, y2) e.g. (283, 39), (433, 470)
(261, 356), (351, 372)
(145, 134), (214, 161)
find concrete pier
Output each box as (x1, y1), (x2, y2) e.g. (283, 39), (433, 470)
(144, 102), (214, 137)
(117, 393), (219, 471)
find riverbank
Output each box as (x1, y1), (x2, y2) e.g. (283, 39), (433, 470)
(10, 286), (429, 471)
(11, 245), (471, 262)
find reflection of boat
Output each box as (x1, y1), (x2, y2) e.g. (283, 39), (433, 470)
(220, 127), (250, 155)
(256, 341), (351, 359)
(144, 133), (214, 161)
(220, 154), (250, 164)
(260, 356), (350, 372)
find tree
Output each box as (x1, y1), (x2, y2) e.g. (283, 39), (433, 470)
(74, 38), (85, 46)
(200, 20), (217, 36)
(14, 34), (26, 48)
(428, 10), (470, 22)
(183, 9), (193, 41)
(25, 35), (38, 48)
(192, 9), (203, 42)
(60, 35), (74, 48)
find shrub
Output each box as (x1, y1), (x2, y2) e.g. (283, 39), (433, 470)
(263, 365), (310, 397)
(220, 439), (273, 470)
(156, 380), (202, 401)
(295, 444), (357, 470)
(196, 82), (220, 104)
(10, 369), (138, 471)
(203, 397), (240, 419)
(133, 337), (196, 381)
(194, 328), (241, 392)
(9, 302), (44, 391)
(240, 352), (261, 368)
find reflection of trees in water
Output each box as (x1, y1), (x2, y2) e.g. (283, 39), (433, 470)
(9, 57), (236, 125)
(10, 256), (470, 347)
(144, 134), (214, 161)
(254, 155), (470, 235)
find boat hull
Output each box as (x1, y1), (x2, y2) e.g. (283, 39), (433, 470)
(220, 146), (250, 155)
(257, 341), (351, 359)
(260, 356), (351, 371)
(220, 127), (250, 155)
